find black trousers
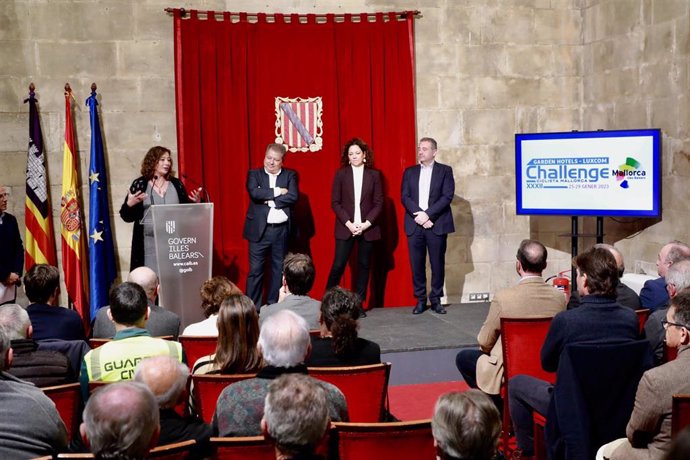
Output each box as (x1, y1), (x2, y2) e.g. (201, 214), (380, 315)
(326, 236), (374, 304)
(246, 224), (288, 309)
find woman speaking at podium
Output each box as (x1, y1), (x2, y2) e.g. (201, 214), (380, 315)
(120, 146), (201, 271)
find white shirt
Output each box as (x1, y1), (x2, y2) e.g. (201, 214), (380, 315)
(181, 314), (218, 336)
(352, 165), (364, 225)
(265, 168), (289, 224)
(418, 161), (435, 211)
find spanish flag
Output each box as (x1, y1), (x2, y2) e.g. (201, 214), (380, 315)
(61, 84), (89, 328)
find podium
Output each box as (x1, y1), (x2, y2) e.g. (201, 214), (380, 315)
(151, 203), (213, 329)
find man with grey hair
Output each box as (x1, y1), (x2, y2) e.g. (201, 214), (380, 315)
(0, 326), (67, 458)
(567, 244), (640, 310)
(432, 389), (501, 460)
(262, 374), (330, 460)
(213, 309), (348, 436)
(0, 303), (73, 386)
(92, 266), (181, 339)
(80, 381), (160, 459)
(640, 241), (690, 310)
(134, 356), (212, 456)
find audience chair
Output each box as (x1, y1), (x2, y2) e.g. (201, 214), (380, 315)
(178, 335), (217, 370)
(43, 382), (82, 442)
(308, 362), (391, 422)
(333, 420), (435, 460)
(500, 317), (555, 455)
(672, 394), (690, 436)
(636, 308), (651, 334)
(55, 440), (196, 459)
(309, 329), (321, 337)
(191, 373), (257, 423)
(210, 436), (277, 460)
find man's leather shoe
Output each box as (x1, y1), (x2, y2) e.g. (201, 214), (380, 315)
(431, 302), (447, 314)
(412, 301), (426, 315)
(359, 308), (367, 318)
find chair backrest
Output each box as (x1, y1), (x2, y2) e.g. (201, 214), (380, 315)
(178, 335), (217, 370)
(149, 440), (197, 459)
(636, 309), (651, 334)
(333, 420), (436, 460)
(43, 382), (82, 442)
(191, 373), (257, 423)
(210, 436), (276, 460)
(308, 362), (391, 422)
(501, 317), (555, 384)
(672, 394), (690, 436)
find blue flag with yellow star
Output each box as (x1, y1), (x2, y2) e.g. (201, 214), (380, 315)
(87, 89), (117, 320)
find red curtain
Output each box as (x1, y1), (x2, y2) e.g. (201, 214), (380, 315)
(173, 10), (416, 307)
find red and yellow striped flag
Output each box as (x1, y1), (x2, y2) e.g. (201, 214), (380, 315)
(60, 84), (89, 327)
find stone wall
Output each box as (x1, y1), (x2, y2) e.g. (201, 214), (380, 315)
(0, 0), (686, 305)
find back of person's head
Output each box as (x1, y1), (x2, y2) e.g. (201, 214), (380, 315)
(263, 374), (329, 457)
(127, 267), (159, 300)
(134, 356), (189, 410)
(320, 287), (361, 358)
(81, 381), (160, 460)
(24, 264), (60, 303)
(666, 259), (690, 293)
(671, 290), (690, 327)
(109, 282), (148, 326)
(431, 389), (501, 460)
(0, 304), (30, 340)
(0, 326), (10, 371)
(214, 294), (263, 373)
(259, 310), (310, 368)
(199, 276), (241, 317)
(516, 239), (548, 274)
(666, 241), (690, 266)
(283, 253), (316, 296)
(593, 243), (625, 277)
(574, 246), (619, 296)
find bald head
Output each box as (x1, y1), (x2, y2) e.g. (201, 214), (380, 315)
(593, 244), (624, 277)
(516, 239), (547, 274)
(128, 267), (159, 301)
(134, 356), (189, 409)
(658, 242), (690, 277)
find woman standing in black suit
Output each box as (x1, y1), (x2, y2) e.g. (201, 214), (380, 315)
(325, 138), (383, 312)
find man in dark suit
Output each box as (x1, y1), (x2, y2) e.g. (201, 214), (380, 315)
(401, 137), (455, 315)
(0, 185), (24, 305)
(640, 241), (690, 311)
(244, 144), (298, 309)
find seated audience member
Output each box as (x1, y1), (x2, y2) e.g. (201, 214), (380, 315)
(432, 389), (501, 460)
(567, 243), (640, 310)
(260, 253), (321, 330)
(640, 241), (690, 311)
(192, 294), (263, 374)
(0, 326), (67, 458)
(212, 309), (348, 437)
(262, 374), (330, 460)
(182, 276), (242, 336)
(80, 381), (160, 459)
(92, 266), (181, 339)
(598, 291), (690, 460)
(24, 264), (85, 341)
(508, 247), (640, 458)
(306, 286), (381, 367)
(80, 282), (184, 399)
(135, 356), (212, 457)
(0, 303), (73, 386)
(644, 258), (690, 363)
(456, 239), (564, 409)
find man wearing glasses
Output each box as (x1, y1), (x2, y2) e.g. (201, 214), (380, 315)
(599, 291), (690, 459)
(0, 186), (24, 305)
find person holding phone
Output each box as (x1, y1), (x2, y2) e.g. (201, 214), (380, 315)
(120, 146), (201, 271)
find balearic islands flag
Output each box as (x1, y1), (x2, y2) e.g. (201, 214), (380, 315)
(86, 86), (116, 319)
(61, 84), (89, 328)
(24, 85), (57, 269)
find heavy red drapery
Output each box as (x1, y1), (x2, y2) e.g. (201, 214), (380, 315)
(173, 10), (417, 307)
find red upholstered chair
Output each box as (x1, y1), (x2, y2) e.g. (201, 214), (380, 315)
(333, 420), (435, 460)
(500, 317), (555, 456)
(636, 308), (651, 334)
(308, 362), (391, 422)
(665, 344), (679, 363)
(672, 394), (690, 436)
(210, 436), (275, 460)
(191, 373), (256, 423)
(43, 383), (82, 442)
(178, 335), (217, 370)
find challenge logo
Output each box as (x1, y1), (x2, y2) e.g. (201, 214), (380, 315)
(612, 157), (645, 189)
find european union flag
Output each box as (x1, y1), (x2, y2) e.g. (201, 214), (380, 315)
(87, 87), (117, 320)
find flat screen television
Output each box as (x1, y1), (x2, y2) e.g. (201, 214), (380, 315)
(515, 129), (661, 217)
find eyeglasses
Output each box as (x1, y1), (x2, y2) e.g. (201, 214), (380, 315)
(662, 319), (690, 330)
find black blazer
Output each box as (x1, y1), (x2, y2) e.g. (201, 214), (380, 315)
(401, 162), (455, 236)
(331, 167), (383, 242)
(242, 168), (298, 242)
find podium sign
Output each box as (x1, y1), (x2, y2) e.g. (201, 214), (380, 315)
(151, 203), (213, 329)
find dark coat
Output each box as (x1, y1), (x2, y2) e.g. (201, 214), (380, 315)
(401, 162), (455, 236)
(331, 167), (383, 241)
(242, 168), (298, 242)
